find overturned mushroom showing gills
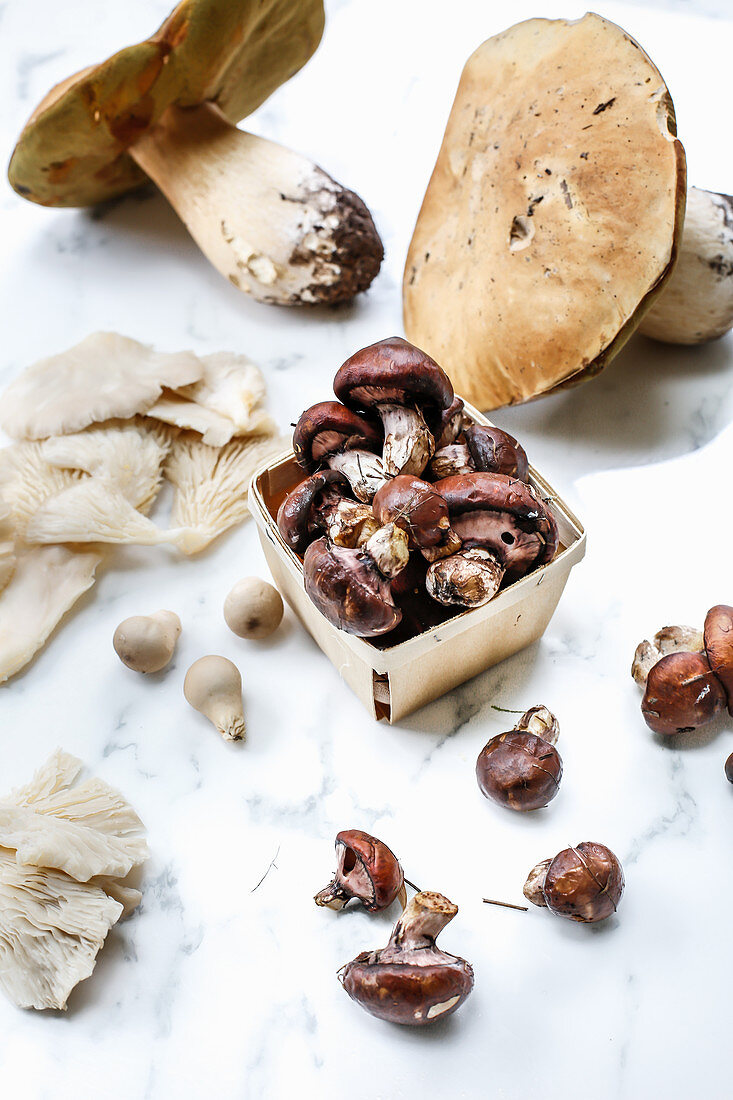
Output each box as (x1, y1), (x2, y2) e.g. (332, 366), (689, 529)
(184, 655), (245, 741)
(8, 0), (382, 305)
(315, 830), (405, 912)
(639, 188), (733, 344)
(113, 611), (181, 673)
(339, 891), (474, 1026)
(403, 13), (685, 409)
(523, 843), (624, 924)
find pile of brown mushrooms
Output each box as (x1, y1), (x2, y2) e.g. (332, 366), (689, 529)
(278, 337), (558, 639)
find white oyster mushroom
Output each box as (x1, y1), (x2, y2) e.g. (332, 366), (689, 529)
(144, 393), (241, 447)
(0, 332), (203, 440)
(0, 441), (83, 536)
(0, 502), (16, 594)
(0, 849), (123, 1011)
(0, 545), (101, 683)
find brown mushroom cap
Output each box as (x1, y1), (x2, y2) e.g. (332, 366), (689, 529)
(333, 337), (454, 426)
(542, 842), (624, 923)
(704, 604), (733, 715)
(276, 470), (350, 554)
(292, 401), (382, 473)
(436, 472), (558, 579)
(641, 650), (726, 735)
(314, 830), (404, 912)
(372, 475), (454, 553)
(403, 13), (686, 409)
(436, 397), (465, 449)
(8, 0), (325, 207)
(464, 424), (529, 481)
(303, 538), (400, 637)
(476, 730), (562, 811)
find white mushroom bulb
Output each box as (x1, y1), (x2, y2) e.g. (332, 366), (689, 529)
(113, 610), (181, 674)
(184, 656), (245, 742)
(639, 187), (733, 345)
(223, 576), (284, 640)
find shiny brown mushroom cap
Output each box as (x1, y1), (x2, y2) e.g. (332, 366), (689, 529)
(641, 650), (726, 735)
(276, 470), (350, 553)
(333, 337), (454, 423)
(436, 396), (465, 448)
(464, 424), (529, 482)
(314, 830), (404, 912)
(476, 730), (562, 811)
(372, 475), (452, 551)
(704, 604), (733, 715)
(302, 538), (400, 637)
(292, 401), (382, 472)
(543, 842), (624, 923)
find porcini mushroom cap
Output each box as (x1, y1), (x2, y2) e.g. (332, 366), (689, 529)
(8, 0), (325, 207)
(703, 604), (733, 715)
(333, 337), (454, 425)
(476, 730), (562, 811)
(403, 13), (686, 409)
(292, 401), (382, 473)
(542, 842), (624, 923)
(303, 537), (400, 637)
(641, 650), (726, 735)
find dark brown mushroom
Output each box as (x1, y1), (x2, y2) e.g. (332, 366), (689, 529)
(430, 424), (529, 482)
(435, 396), (465, 449)
(641, 650), (726, 735)
(292, 400), (385, 501)
(372, 475), (460, 562)
(303, 524), (409, 637)
(476, 705), (562, 811)
(314, 829), (405, 912)
(339, 891), (474, 1026)
(334, 337), (454, 477)
(631, 624), (704, 687)
(523, 842), (624, 923)
(277, 470), (377, 553)
(703, 604), (733, 715)
(725, 753), (733, 784)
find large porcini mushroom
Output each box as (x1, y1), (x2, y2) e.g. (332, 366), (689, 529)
(277, 469), (378, 553)
(339, 891), (474, 1026)
(293, 401), (385, 503)
(314, 830), (405, 912)
(334, 337), (454, 476)
(523, 843), (624, 924)
(425, 472), (558, 608)
(372, 475), (460, 562)
(8, 0), (382, 306)
(403, 13), (686, 409)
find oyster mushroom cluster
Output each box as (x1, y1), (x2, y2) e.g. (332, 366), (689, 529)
(278, 337), (558, 638)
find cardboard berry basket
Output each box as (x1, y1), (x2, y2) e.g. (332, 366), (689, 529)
(249, 400), (586, 723)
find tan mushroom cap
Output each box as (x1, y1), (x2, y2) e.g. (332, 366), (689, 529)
(403, 13), (686, 410)
(8, 0), (324, 207)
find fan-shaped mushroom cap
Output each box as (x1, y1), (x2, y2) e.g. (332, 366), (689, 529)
(404, 13), (686, 409)
(303, 537), (401, 637)
(333, 337), (453, 427)
(293, 401), (382, 473)
(8, 0), (325, 208)
(0, 503), (16, 595)
(704, 604), (733, 715)
(0, 333), (203, 441)
(464, 424), (529, 482)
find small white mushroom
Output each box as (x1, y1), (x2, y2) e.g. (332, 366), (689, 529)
(639, 187), (733, 344)
(184, 656), (245, 742)
(223, 577), (283, 640)
(113, 611), (181, 673)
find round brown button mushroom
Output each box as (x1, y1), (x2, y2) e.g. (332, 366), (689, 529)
(8, 0), (383, 306)
(293, 401), (385, 503)
(334, 337), (454, 477)
(314, 830), (405, 912)
(523, 842), (624, 923)
(276, 470), (378, 554)
(476, 705), (562, 811)
(403, 13), (685, 409)
(703, 604), (733, 716)
(372, 475), (460, 562)
(339, 891), (474, 1026)
(641, 651), (726, 735)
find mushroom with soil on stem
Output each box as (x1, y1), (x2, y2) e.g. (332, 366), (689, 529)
(183, 655), (245, 742)
(334, 337), (454, 477)
(476, 705), (562, 811)
(293, 402), (386, 503)
(523, 843), (625, 924)
(276, 469), (378, 554)
(223, 577), (283, 641)
(338, 891), (474, 1026)
(8, 0), (383, 307)
(314, 830), (406, 912)
(113, 610), (181, 673)
(425, 472), (558, 609)
(372, 475), (460, 562)
(302, 524), (409, 638)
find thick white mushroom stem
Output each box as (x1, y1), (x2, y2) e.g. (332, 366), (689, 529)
(365, 523), (410, 579)
(639, 187), (733, 344)
(378, 405), (435, 477)
(322, 499), (379, 548)
(514, 705), (560, 745)
(523, 859), (552, 908)
(130, 103), (382, 306)
(426, 548), (505, 608)
(327, 449), (387, 503)
(391, 892), (458, 950)
(430, 443), (473, 480)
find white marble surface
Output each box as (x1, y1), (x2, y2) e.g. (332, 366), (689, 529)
(1, 1), (732, 1097)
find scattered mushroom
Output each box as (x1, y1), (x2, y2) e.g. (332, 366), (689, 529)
(113, 610), (181, 673)
(523, 842), (624, 923)
(403, 13), (685, 409)
(223, 577), (283, 641)
(476, 705), (562, 811)
(293, 401), (386, 503)
(725, 753), (733, 784)
(8, 0), (382, 306)
(314, 830), (406, 912)
(184, 655), (245, 742)
(277, 470), (378, 553)
(338, 891), (474, 1026)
